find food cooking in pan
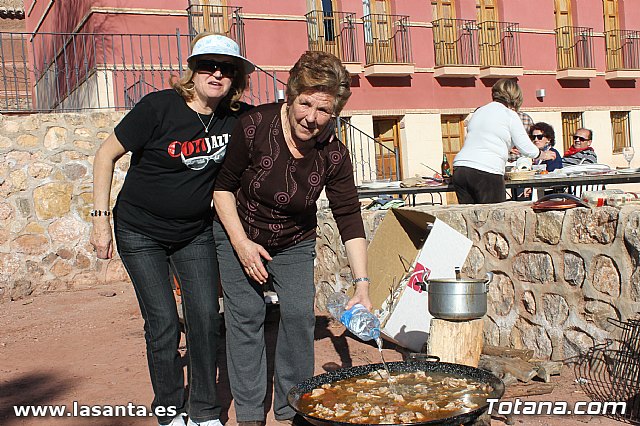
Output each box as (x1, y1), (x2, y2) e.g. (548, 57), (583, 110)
(298, 369), (494, 424)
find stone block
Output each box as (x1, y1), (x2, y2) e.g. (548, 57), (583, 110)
(33, 182), (72, 219)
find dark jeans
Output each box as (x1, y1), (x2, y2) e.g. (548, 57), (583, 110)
(453, 166), (506, 204)
(212, 221), (316, 422)
(115, 222), (222, 425)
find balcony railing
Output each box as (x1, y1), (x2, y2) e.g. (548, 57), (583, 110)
(0, 31), (284, 113)
(605, 29), (640, 71)
(305, 10), (359, 63)
(186, 3), (246, 56)
(432, 18), (478, 66)
(337, 117), (399, 184)
(477, 20), (521, 67)
(362, 13), (411, 65)
(555, 26), (595, 70)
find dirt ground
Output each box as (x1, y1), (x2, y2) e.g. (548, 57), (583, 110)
(0, 281), (625, 426)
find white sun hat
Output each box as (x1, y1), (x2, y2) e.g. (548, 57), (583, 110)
(187, 34), (255, 74)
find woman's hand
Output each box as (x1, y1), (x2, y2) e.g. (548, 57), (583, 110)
(90, 218), (113, 259)
(346, 282), (373, 312)
(540, 150), (557, 161)
(232, 238), (272, 284)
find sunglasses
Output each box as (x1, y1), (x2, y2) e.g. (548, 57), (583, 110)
(573, 135), (589, 142)
(195, 60), (237, 77)
(530, 134), (545, 141)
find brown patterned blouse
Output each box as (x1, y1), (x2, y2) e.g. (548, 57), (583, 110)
(214, 102), (365, 251)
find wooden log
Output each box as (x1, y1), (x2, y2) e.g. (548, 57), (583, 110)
(427, 318), (484, 367)
(504, 382), (555, 398)
(532, 360), (563, 383)
(479, 355), (538, 383)
(482, 344), (534, 361)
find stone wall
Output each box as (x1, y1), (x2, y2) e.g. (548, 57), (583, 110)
(315, 203), (640, 360)
(3, 112), (640, 360)
(0, 112), (129, 300)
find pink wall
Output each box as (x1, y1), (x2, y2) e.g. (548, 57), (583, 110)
(22, 0), (640, 113)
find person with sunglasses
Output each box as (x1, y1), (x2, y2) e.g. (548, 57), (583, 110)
(90, 33), (255, 426)
(530, 122), (563, 172)
(562, 128), (598, 166)
(213, 51), (371, 426)
(452, 79), (556, 204)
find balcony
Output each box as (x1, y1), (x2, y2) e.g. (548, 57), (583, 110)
(362, 13), (414, 77)
(306, 10), (362, 74)
(477, 21), (523, 78)
(432, 18), (480, 78)
(604, 29), (640, 80)
(555, 26), (596, 80)
(186, 3), (246, 55)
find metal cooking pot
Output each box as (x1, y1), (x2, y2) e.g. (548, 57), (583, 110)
(287, 360), (504, 426)
(421, 272), (493, 321)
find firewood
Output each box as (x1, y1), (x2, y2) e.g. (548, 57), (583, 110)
(427, 318), (484, 367)
(531, 360), (563, 383)
(479, 354), (538, 383)
(482, 344), (534, 361)
(504, 382), (555, 398)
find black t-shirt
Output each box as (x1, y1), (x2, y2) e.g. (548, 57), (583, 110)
(114, 89), (251, 243)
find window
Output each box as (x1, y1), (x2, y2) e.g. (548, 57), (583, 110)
(603, 0), (622, 70)
(611, 111), (630, 153)
(561, 112), (583, 152)
(441, 115), (465, 164)
(476, 0), (501, 66)
(441, 115), (465, 204)
(432, 0), (456, 20)
(373, 118), (401, 181)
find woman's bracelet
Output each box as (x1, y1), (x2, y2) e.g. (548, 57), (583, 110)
(352, 277), (370, 286)
(90, 209), (112, 217)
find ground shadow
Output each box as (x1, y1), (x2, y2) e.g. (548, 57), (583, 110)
(572, 341), (640, 423)
(0, 371), (76, 424)
(314, 315), (353, 370)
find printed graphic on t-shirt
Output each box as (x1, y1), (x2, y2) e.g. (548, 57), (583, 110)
(167, 133), (230, 171)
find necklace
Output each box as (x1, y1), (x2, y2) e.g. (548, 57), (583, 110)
(196, 111), (215, 134)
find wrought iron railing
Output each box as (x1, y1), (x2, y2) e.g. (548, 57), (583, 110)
(305, 10), (359, 63)
(362, 13), (412, 65)
(337, 117), (399, 183)
(0, 30), (287, 113)
(477, 20), (521, 67)
(432, 18), (478, 66)
(0, 31), (193, 112)
(605, 29), (640, 71)
(186, 3), (246, 56)
(555, 26), (595, 70)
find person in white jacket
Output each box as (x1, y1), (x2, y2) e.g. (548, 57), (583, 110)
(452, 79), (556, 204)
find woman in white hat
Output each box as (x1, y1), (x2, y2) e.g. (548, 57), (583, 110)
(90, 32), (255, 426)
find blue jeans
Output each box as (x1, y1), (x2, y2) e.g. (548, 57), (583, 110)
(212, 221), (316, 422)
(115, 223), (222, 425)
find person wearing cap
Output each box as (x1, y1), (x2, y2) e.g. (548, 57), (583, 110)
(90, 32), (255, 426)
(213, 50), (372, 426)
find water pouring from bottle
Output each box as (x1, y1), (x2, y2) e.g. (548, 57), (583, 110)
(326, 292), (393, 384)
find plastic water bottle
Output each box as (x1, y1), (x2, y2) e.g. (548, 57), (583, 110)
(326, 292), (381, 342)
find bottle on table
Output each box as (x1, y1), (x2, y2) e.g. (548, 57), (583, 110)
(326, 292), (380, 342)
(441, 153), (452, 178)
(607, 192), (640, 207)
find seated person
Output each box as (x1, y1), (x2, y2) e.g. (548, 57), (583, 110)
(530, 122), (562, 172)
(562, 128), (597, 166)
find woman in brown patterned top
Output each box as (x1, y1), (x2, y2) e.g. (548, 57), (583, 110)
(212, 51), (371, 426)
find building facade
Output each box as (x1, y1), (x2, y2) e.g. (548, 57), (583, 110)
(15, 0), (640, 185)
